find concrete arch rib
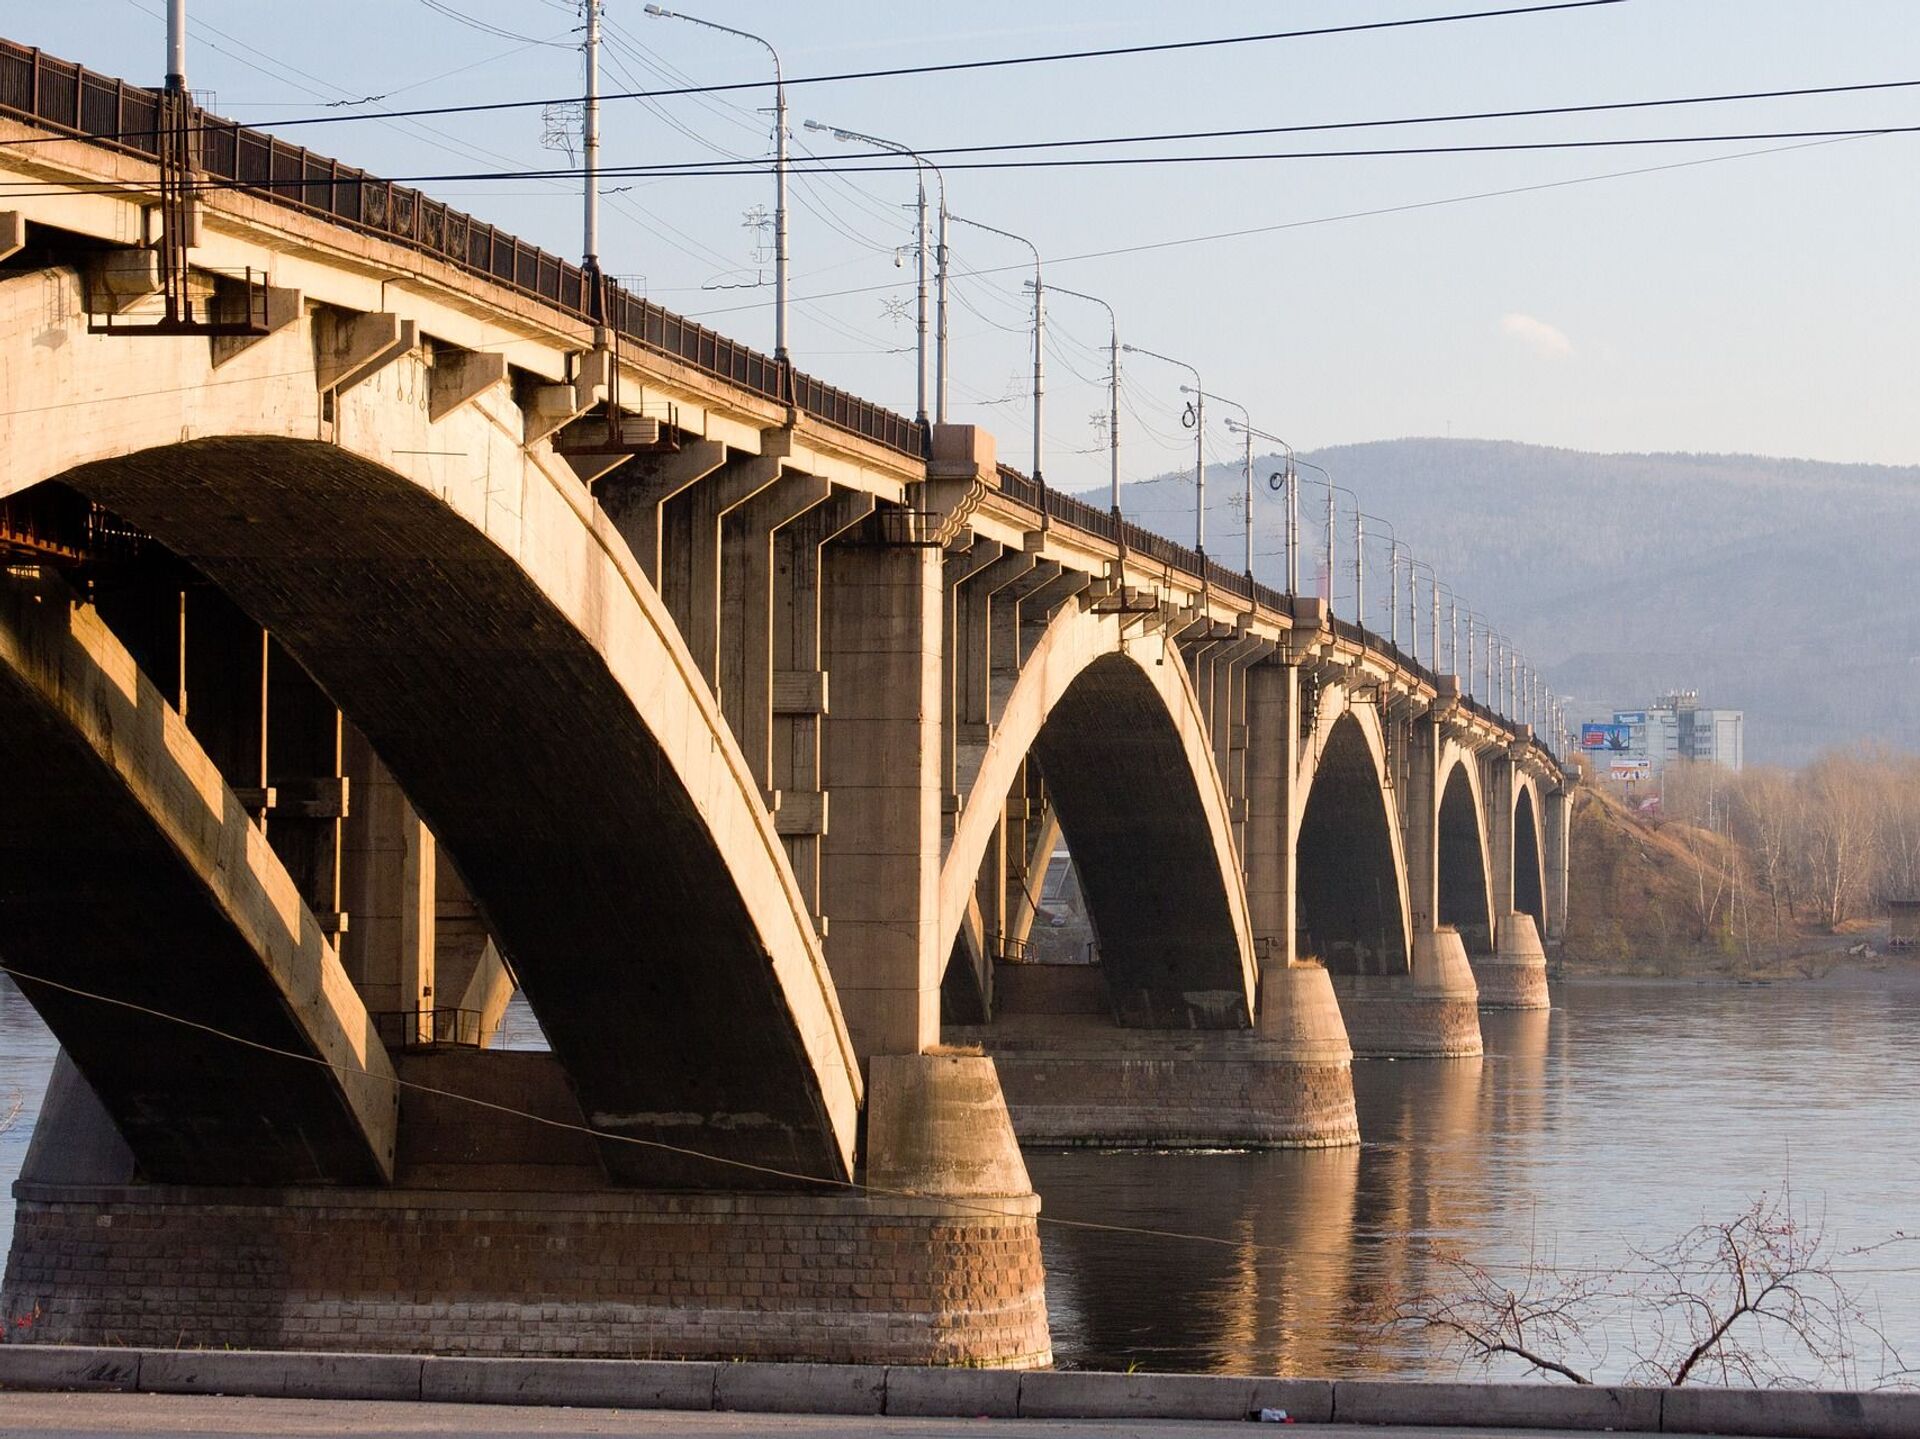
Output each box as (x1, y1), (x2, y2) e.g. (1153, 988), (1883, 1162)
(1293, 702), (1412, 976)
(0, 272), (860, 1186)
(1436, 748), (1496, 956)
(0, 575), (397, 1185)
(939, 605), (1256, 1028)
(1513, 775), (1548, 935)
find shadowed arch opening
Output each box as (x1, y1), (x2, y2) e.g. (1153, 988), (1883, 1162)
(1513, 786), (1546, 933)
(1297, 712), (1409, 977)
(1437, 761), (1494, 954)
(1028, 653), (1251, 1028)
(40, 436), (852, 1187)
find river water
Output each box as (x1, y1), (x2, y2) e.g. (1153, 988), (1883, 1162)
(3, 977), (1916, 1384)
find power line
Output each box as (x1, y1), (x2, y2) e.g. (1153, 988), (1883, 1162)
(460, 74), (1920, 173)
(413, 0), (573, 49)
(684, 131), (1882, 320)
(8, 0), (1628, 143)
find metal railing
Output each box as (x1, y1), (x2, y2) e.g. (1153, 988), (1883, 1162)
(372, 1007), (485, 1050)
(0, 40), (924, 461)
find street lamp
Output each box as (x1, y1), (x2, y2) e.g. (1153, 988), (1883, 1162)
(953, 214), (1043, 482)
(1050, 284), (1120, 520)
(807, 121), (947, 425)
(1357, 513), (1397, 644)
(1258, 439), (1304, 594)
(1291, 467), (1356, 617)
(1410, 558), (1441, 673)
(1189, 392), (1249, 575)
(1122, 344), (1204, 556)
(646, 6), (790, 364)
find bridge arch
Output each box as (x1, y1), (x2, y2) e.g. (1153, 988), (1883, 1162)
(938, 603), (1256, 1028)
(1436, 750), (1496, 955)
(0, 267), (860, 1186)
(1512, 774), (1548, 936)
(1293, 701), (1412, 976)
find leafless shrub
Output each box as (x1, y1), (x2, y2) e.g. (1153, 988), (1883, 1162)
(1382, 1192), (1910, 1388)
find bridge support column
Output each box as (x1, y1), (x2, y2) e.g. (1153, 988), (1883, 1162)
(1477, 754), (1551, 1010)
(1482, 910), (1551, 1009)
(1544, 784), (1571, 943)
(341, 726), (436, 1041)
(820, 531), (946, 1057)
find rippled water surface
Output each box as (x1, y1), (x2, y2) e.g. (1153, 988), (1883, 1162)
(1032, 980), (1920, 1379)
(2, 978), (1916, 1381)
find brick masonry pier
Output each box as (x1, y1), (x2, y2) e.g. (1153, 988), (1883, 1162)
(3, 1050), (1051, 1368)
(2, 1184), (1050, 1367)
(948, 962), (1359, 1148)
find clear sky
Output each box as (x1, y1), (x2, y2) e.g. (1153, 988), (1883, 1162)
(15, 2), (1920, 497)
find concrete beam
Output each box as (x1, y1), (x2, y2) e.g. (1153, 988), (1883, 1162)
(0, 211), (21, 264)
(428, 347), (508, 422)
(209, 283), (303, 368)
(83, 248), (162, 315)
(316, 310), (417, 395)
(599, 438), (726, 586)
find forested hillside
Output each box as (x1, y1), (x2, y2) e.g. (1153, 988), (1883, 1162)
(1084, 439), (1920, 763)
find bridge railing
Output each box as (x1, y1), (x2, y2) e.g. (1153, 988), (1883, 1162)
(993, 456), (1559, 763)
(0, 40), (926, 463)
(0, 38), (1561, 767)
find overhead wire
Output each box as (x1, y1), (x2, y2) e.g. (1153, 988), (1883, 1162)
(27, 1), (1630, 140)
(683, 130), (1887, 319)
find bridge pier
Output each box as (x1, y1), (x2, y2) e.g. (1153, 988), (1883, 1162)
(1472, 750), (1553, 1011)
(945, 959), (1357, 1148)
(1478, 911), (1552, 1009)
(4, 1051), (1050, 1367)
(1330, 927), (1485, 1058)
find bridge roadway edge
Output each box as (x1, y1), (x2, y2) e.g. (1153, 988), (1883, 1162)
(1, 1345), (1916, 1436)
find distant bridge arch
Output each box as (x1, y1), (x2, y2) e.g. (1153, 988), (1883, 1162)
(1512, 772), (1548, 938)
(938, 600), (1257, 1028)
(1293, 701), (1412, 977)
(1436, 749), (1497, 955)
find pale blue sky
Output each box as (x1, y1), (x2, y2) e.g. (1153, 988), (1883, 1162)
(16, 2), (1920, 495)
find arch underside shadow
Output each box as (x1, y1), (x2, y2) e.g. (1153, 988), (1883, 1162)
(1513, 783), (1546, 932)
(0, 576), (393, 1185)
(1297, 711), (1410, 977)
(46, 437), (848, 1187)
(1030, 653), (1251, 1028)
(1437, 760), (1495, 954)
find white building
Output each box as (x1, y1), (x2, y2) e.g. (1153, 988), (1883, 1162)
(1582, 691), (1744, 777)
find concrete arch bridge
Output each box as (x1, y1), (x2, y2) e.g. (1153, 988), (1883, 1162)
(0, 42), (1570, 1371)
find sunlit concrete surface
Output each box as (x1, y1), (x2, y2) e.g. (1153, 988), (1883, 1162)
(0, 1392), (1670, 1439)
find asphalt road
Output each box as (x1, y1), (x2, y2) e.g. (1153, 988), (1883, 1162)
(0, 1392), (1700, 1439)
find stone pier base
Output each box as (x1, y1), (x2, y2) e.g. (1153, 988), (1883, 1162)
(945, 963), (1359, 1149)
(2, 1051), (1051, 1369)
(1, 1183), (1049, 1366)
(1330, 929), (1484, 1058)
(1471, 912), (1551, 1010)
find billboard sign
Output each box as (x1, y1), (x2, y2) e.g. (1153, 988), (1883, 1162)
(1613, 711), (1648, 726)
(1582, 722), (1633, 752)
(1610, 757), (1653, 782)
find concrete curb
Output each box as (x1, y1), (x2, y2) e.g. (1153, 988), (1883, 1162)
(2, 1345), (1918, 1435)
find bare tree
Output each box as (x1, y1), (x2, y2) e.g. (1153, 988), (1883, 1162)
(1383, 1192), (1906, 1389)
(1626, 1193), (1890, 1388)
(1382, 1247), (1607, 1384)
(1725, 767), (1800, 939)
(1801, 752), (1880, 930)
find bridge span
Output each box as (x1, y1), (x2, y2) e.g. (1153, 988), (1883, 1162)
(0, 40), (1571, 1369)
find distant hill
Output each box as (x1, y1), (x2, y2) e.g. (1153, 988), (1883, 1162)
(1077, 438), (1920, 765)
